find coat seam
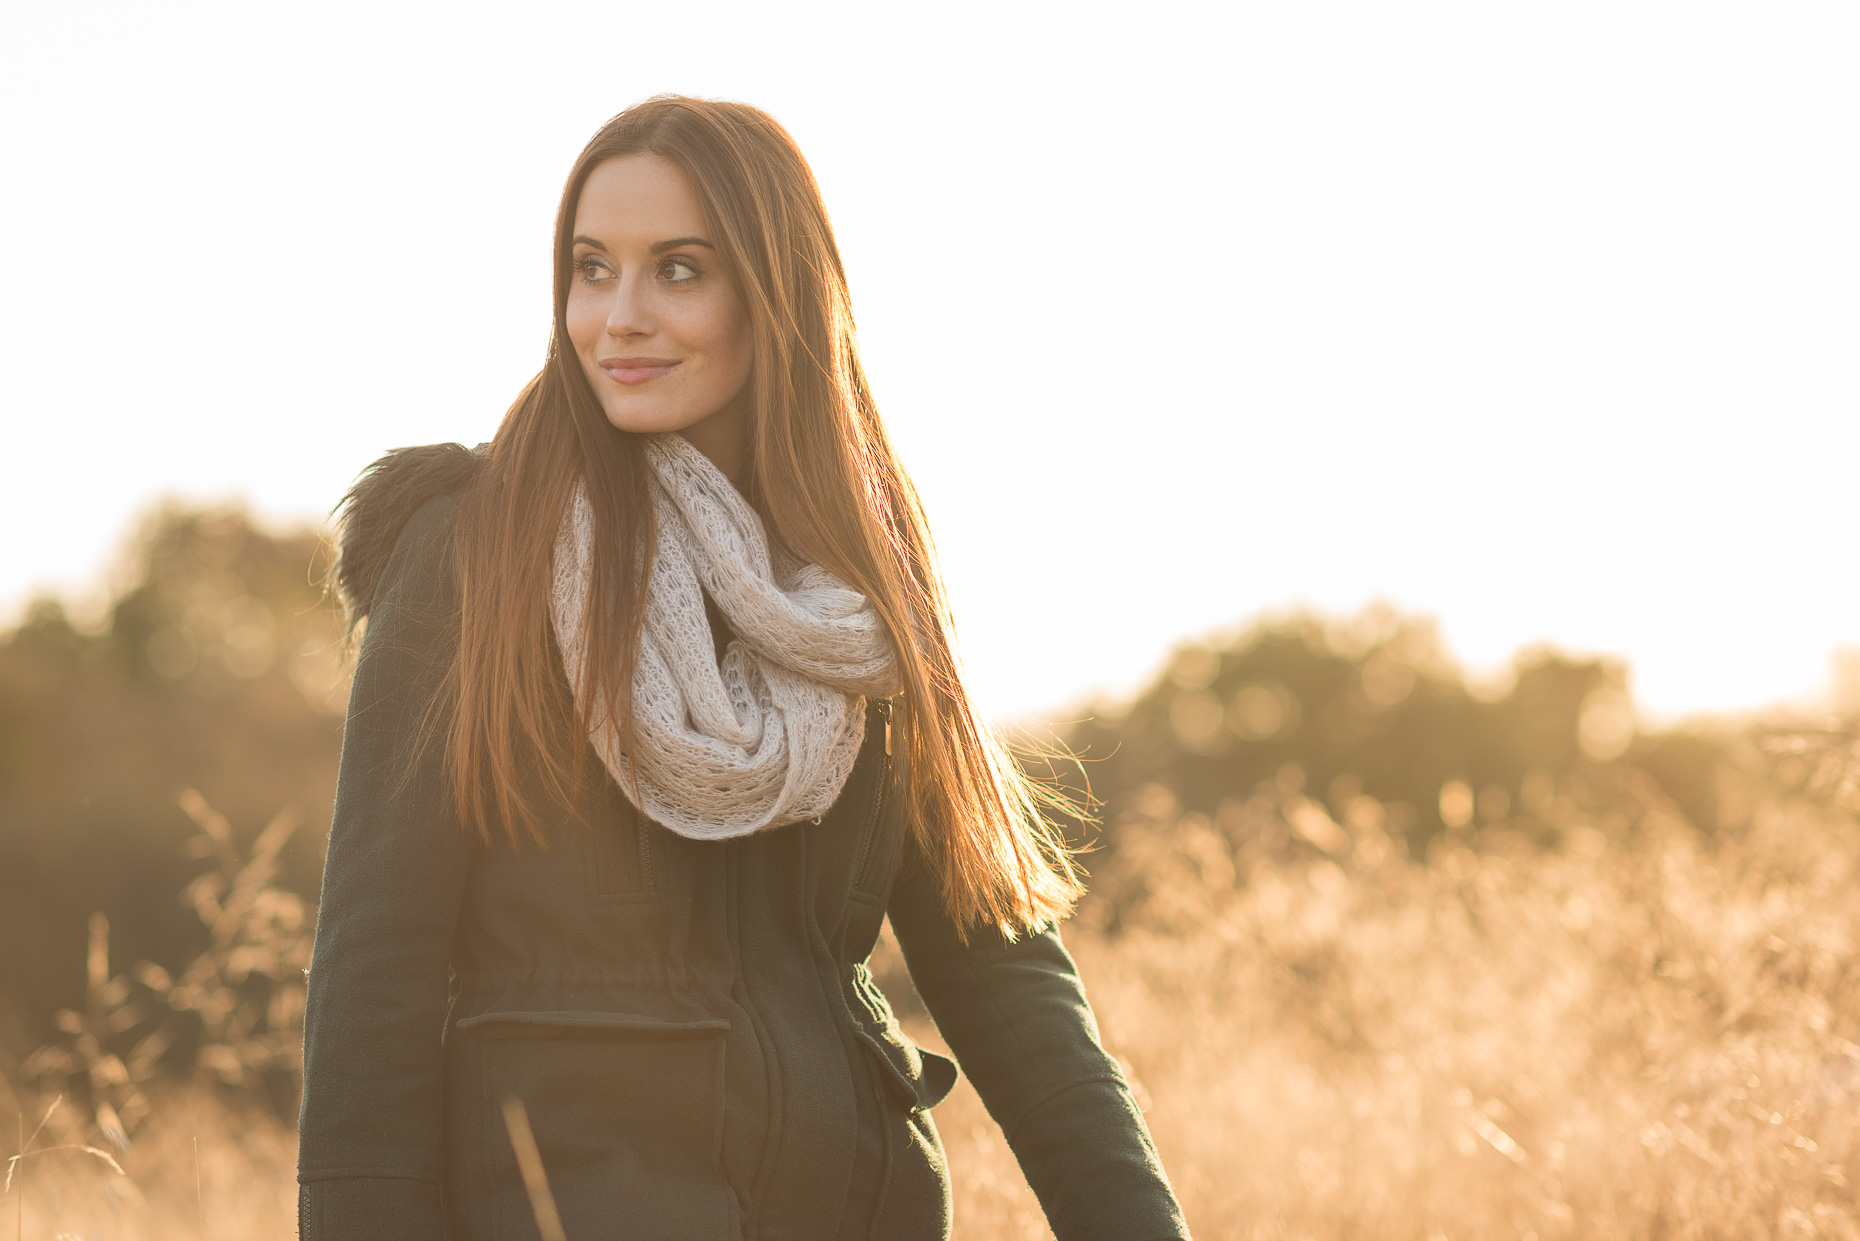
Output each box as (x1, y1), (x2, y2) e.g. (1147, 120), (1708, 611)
(297, 1168), (444, 1184)
(731, 840), (783, 1232)
(1000, 1075), (1130, 1147)
(804, 819), (890, 1240)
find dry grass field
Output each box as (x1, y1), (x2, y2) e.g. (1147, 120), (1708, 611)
(6, 737), (1859, 1240)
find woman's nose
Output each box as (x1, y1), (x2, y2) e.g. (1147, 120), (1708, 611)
(604, 274), (654, 338)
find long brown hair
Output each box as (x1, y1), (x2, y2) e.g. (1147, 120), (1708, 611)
(448, 95), (1080, 937)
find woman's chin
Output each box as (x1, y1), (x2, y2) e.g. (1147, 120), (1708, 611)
(600, 402), (706, 436)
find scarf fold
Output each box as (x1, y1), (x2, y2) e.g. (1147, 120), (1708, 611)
(550, 433), (899, 840)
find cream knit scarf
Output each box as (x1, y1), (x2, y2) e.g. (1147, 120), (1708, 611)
(550, 433), (899, 840)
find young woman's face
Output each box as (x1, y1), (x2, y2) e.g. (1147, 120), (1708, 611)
(566, 155), (754, 473)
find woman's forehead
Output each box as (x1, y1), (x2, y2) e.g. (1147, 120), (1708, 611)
(572, 155), (707, 246)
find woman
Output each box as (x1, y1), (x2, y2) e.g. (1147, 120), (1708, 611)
(297, 96), (1189, 1241)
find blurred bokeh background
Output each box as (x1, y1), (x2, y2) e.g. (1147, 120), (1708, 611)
(3, 3), (1857, 1237)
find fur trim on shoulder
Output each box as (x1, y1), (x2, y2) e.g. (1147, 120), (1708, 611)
(332, 442), (482, 626)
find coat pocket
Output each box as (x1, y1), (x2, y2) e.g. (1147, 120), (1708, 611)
(853, 1026), (959, 1113)
(459, 1011), (737, 1241)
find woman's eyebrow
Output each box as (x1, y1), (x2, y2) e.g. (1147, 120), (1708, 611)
(571, 235), (714, 254)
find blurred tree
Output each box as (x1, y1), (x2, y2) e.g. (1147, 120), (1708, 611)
(0, 503), (344, 1052)
(1038, 606), (1731, 911)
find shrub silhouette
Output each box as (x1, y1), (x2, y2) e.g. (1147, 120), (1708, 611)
(19, 791), (311, 1132)
(0, 503), (344, 1053)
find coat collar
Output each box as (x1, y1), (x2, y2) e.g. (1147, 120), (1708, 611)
(333, 442), (482, 626)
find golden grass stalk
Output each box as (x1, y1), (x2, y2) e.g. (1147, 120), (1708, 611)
(500, 1096), (568, 1241)
(3, 1095), (124, 1194)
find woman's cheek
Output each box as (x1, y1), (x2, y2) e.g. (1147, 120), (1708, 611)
(565, 298), (603, 357)
(714, 301), (754, 387)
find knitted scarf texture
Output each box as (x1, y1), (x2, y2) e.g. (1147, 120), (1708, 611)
(550, 433), (899, 840)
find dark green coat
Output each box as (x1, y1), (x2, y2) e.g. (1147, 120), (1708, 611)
(296, 447), (1189, 1241)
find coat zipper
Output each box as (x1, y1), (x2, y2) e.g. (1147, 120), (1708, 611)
(638, 818), (655, 890)
(849, 699), (893, 893)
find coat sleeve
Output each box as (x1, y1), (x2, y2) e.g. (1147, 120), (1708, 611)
(887, 838), (1191, 1241)
(296, 496), (473, 1239)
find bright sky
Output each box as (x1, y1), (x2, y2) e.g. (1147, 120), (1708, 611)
(3, 2), (1856, 725)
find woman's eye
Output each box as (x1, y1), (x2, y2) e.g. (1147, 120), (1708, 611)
(659, 257), (699, 283)
(574, 256), (614, 283)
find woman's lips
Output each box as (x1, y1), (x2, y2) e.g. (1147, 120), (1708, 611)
(599, 356), (680, 385)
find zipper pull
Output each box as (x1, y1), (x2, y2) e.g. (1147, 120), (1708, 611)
(883, 699), (892, 756)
